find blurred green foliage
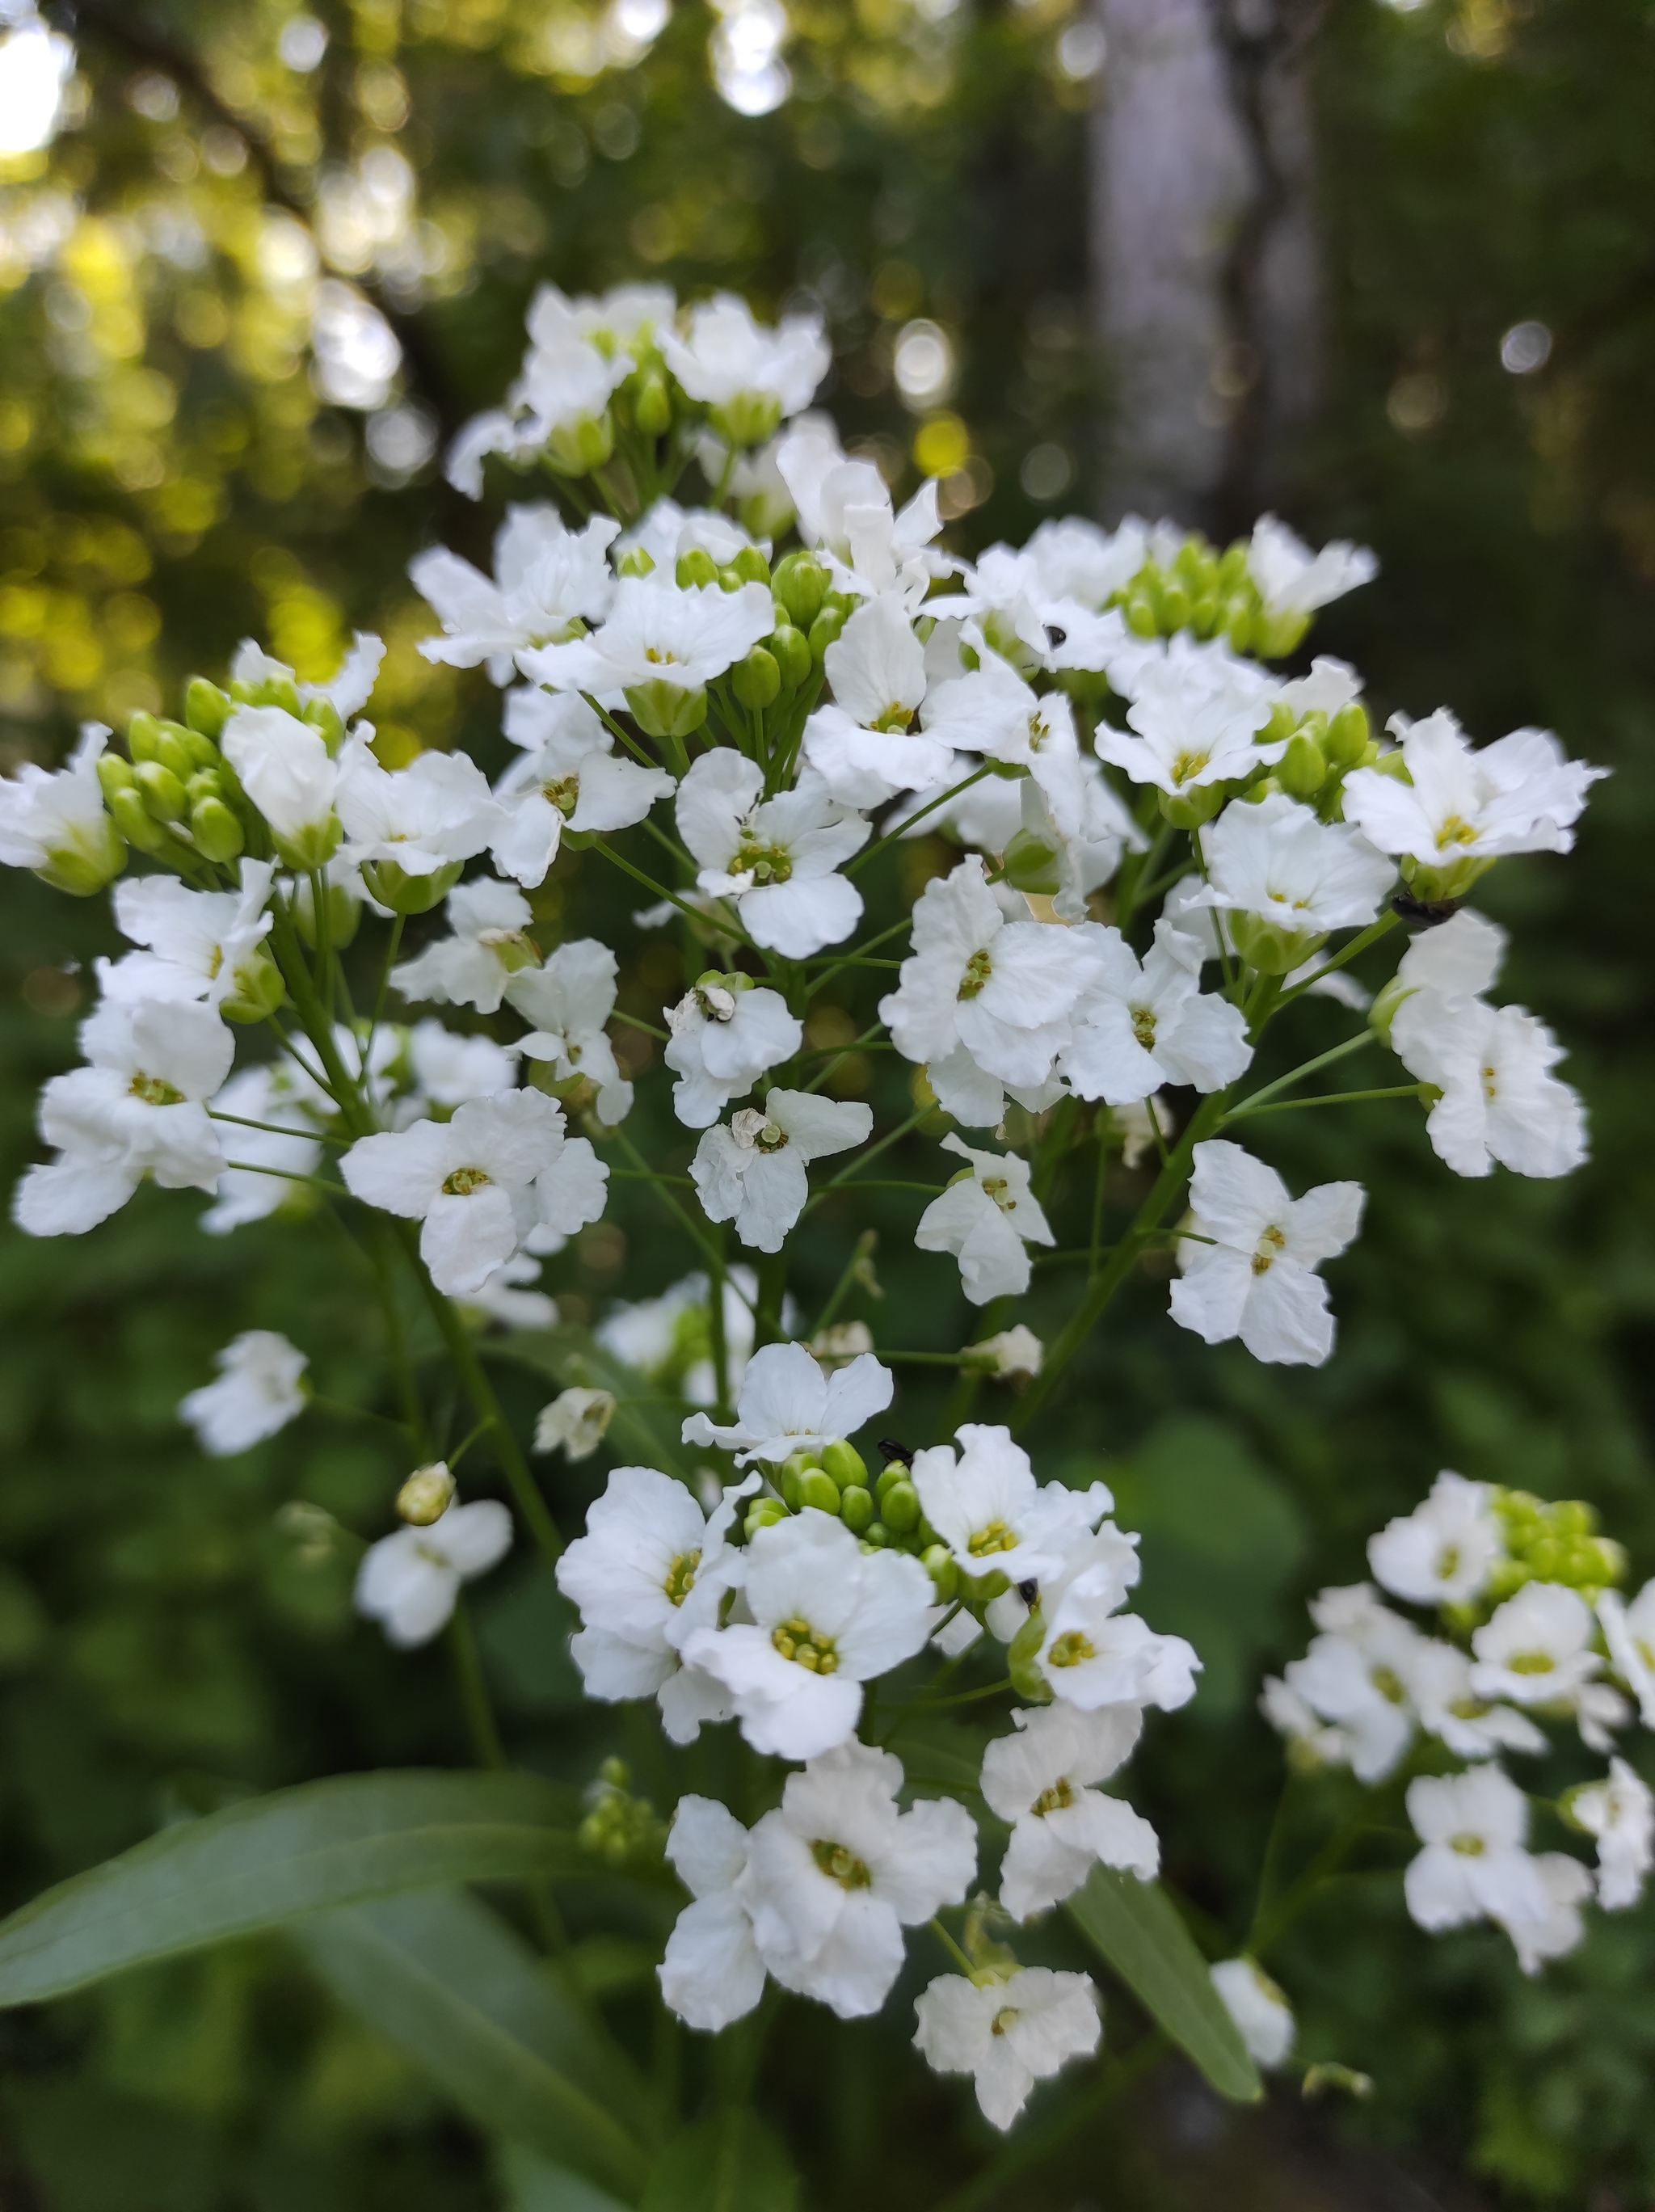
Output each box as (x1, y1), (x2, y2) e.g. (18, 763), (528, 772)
(0, 0), (1653, 2204)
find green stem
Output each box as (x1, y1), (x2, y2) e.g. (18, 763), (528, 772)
(448, 1600), (506, 1769)
(589, 836), (752, 947)
(807, 1102), (934, 1207)
(1277, 909), (1401, 1009)
(846, 765), (993, 878)
(929, 1917), (979, 1978)
(1224, 1083), (1424, 1123)
(1218, 1030), (1373, 1124)
(209, 1109), (347, 1147)
(364, 909), (405, 1076)
(607, 1127), (726, 1272)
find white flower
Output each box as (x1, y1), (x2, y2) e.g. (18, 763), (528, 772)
(1470, 1582), (1601, 1707)
(15, 996), (234, 1236)
(1598, 1580), (1655, 1727)
(1404, 1636), (1547, 1763)
(880, 857), (1098, 1091)
(335, 738), (502, 886)
(230, 632), (385, 726)
(682, 1338), (892, 1465)
(221, 705), (340, 867)
(1169, 1140), (1364, 1367)
(533, 1386), (615, 1461)
(556, 1463), (756, 1743)
(1209, 1958), (1295, 2069)
(664, 975), (802, 1127)
(392, 877), (540, 1016)
(927, 543), (1118, 670)
(802, 596), (954, 808)
(659, 1796), (766, 2031)
(691, 1089), (871, 1253)
(1403, 1765), (1549, 1933)
(1060, 921), (1253, 1106)
(461, 1253), (558, 1329)
(1247, 515), (1377, 618)
(339, 1089), (604, 1296)
(922, 655), (1088, 835)
(1025, 514), (1150, 610)
(491, 691), (673, 891)
(966, 1325), (1044, 1382)
(1261, 1672), (1357, 1770)
(676, 753), (867, 957)
(1033, 1549), (1200, 1716)
(679, 1509), (935, 1759)
(617, 495), (760, 575)
(1572, 1757), (1654, 1911)
(659, 293), (829, 443)
(1501, 1852), (1594, 1976)
(355, 1494), (513, 1647)
(1342, 709), (1607, 871)
(596, 1266), (764, 1408)
(1368, 1471), (1504, 1607)
(1280, 1592), (1424, 1784)
(0, 722), (124, 893)
(523, 575), (775, 710)
(777, 423), (947, 605)
(1192, 792), (1394, 971)
(1095, 644), (1280, 798)
(914, 1968), (1100, 2132)
(738, 1742), (977, 2016)
(403, 1019), (520, 1116)
(505, 939), (634, 1124)
(525, 280), (676, 354)
(199, 1065), (324, 1233)
(916, 1135), (1055, 1304)
(911, 1424), (1107, 1588)
(981, 1703), (1158, 1919)
(410, 508), (620, 683)
(103, 862), (276, 1013)
(179, 1329), (308, 1456)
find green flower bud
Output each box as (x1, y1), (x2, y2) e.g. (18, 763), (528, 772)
(1008, 1608), (1052, 1702)
(221, 948), (286, 1022)
(1223, 601), (1257, 655)
(1159, 581), (1191, 632)
(183, 676), (232, 739)
(134, 759), (187, 823)
(625, 680), (708, 741)
(746, 1499), (787, 1540)
(35, 811), (127, 896)
(190, 796), (245, 864)
(1156, 783), (1228, 831)
(303, 697), (347, 752)
(882, 1479), (920, 1533)
(808, 603), (848, 664)
(616, 546), (655, 579)
(634, 369), (672, 436)
(398, 1464), (456, 1526)
(547, 412), (615, 475)
(230, 673), (302, 716)
(1278, 731), (1327, 798)
(839, 1485), (874, 1536)
(726, 544), (771, 588)
(768, 624), (811, 689)
(1259, 702), (1299, 748)
(272, 817), (343, 873)
(773, 552), (830, 631)
(1124, 592), (1160, 640)
(1217, 541), (1250, 588)
(1229, 910), (1326, 975)
(732, 647), (781, 712)
(292, 873), (361, 950)
(960, 1566), (1009, 1603)
(97, 754), (136, 800)
(875, 1461), (908, 1503)
(799, 1468), (841, 1515)
(821, 1439), (868, 1492)
(1256, 609), (1310, 659)
(107, 786), (166, 853)
(710, 393), (783, 449)
(358, 857), (463, 916)
(1324, 702), (1371, 769)
(922, 1543), (958, 1600)
(1190, 592), (1221, 637)
(676, 548), (720, 589)
(1399, 853), (1491, 904)
(999, 826), (1062, 895)
(861, 1521), (892, 1550)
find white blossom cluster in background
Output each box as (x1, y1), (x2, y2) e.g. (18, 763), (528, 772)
(0, 278), (1615, 2131)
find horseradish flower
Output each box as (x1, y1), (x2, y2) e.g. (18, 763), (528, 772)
(664, 974), (802, 1127)
(1403, 1637), (1546, 1763)
(1368, 1472), (1504, 1607)
(1033, 1559), (1200, 1715)
(966, 1325), (1044, 1383)
(1060, 921), (1252, 1106)
(659, 293), (830, 446)
(1025, 513), (1151, 610)
(597, 1266), (766, 1408)
(1095, 644), (1279, 802)
(1169, 1140), (1365, 1367)
(682, 1338), (892, 1465)
(676, 753), (868, 957)
(533, 1387), (615, 1461)
(410, 508), (619, 683)
(910, 1425), (1106, 1588)
(916, 1135), (1055, 1304)
(103, 862), (277, 1016)
(1191, 792), (1394, 972)
(1342, 710), (1607, 884)
(880, 857), (1097, 1091)
(1403, 1765), (1549, 1934)
(1598, 1580), (1655, 1726)
(802, 596), (954, 808)
(1501, 1852), (1593, 1976)
(557, 1463), (756, 1743)
(392, 878), (541, 1015)
(678, 1509), (934, 1759)
(505, 939), (634, 1124)
(914, 1968), (1101, 2131)
(491, 691), (673, 890)
(1470, 1582), (1601, 1707)
(690, 1089), (872, 1253)
(230, 631), (385, 727)
(1280, 1596), (1425, 1784)
(524, 576), (775, 739)
(777, 424), (946, 605)
(0, 722), (124, 895)
(221, 705), (341, 870)
(1414, 1003), (1584, 1182)
(737, 1742), (977, 2016)
(922, 656), (1087, 835)
(659, 1796), (766, 2030)
(335, 739), (502, 908)
(1210, 1958), (1295, 2068)
(179, 1329), (308, 1456)
(199, 1065), (323, 1233)
(15, 996), (233, 1236)
(463, 1253), (558, 1330)
(981, 1704), (1159, 1919)
(402, 1020), (519, 1117)
(1571, 1757), (1655, 1910)
(514, 308), (634, 465)
(355, 1494), (513, 1648)
(339, 1089), (595, 1296)
(1247, 515), (1377, 620)
(1261, 1672), (1358, 1771)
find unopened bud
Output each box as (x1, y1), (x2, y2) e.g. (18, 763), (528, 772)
(398, 1463), (455, 1525)
(808, 603), (847, 664)
(303, 697), (347, 752)
(768, 624), (811, 689)
(964, 1326), (1044, 1385)
(676, 548), (720, 589)
(134, 759), (187, 822)
(1323, 702), (1370, 769)
(1278, 732), (1326, 798)
(732, 646), (781, 711)
(220, 948), (286, 1022)
(634, 369), (672, 436)
(881, 1479), (921, 1534)
(358, 855), (460, 914)
(1007, 1608), (1052, 1701)
(547, 411), (615, 475)
(820, 1439), (867, 1492)
(624, 679), (707, 741)
(183, 676), (232, 740)
(773, 551), (829, 630)
(839, 1485), (874, 1535)
(799, 1468), (841, 1515)
(292, 872), (362, 950)
(191, 796), (246, 864)
(616, 545), (656, 579)
(923, 1543), (958, 1600)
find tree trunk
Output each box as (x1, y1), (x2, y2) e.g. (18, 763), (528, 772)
(1089, 0), (1323, 539)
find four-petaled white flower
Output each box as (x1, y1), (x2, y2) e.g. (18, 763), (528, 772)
(221, 705), (341, 868)
(1190, 792), (1394, 971)
(524, 576), (776, 720)
(1342, 709), (1607, 871)
(738, 1741), (977, 2016)
(678, 1509), (934, 1759)
(1169, 1140), (1364, 1367)
(393, 877), (541, 1015)
(1368, 1470), (1504, 1607)
(410, 508), (619, 683)
(335, 739), (502, 891)
(922, 654), (1087, 835)
(0, 722), (125, 894)
(1096, 642), (1281, 798)
(1209, 1957), (1295, 2068)
(355, 1492), (513, 1647)
(659, 293), (830, 445)
(676, 753), (868, 957)
(802, 595), (954, 807)
(911, 1424), (1108, 1588)
(1503, 1851), (1594, 1977)
(1598, 1579), (1655, 1728)
(557, 1463), (757, 1743)
(1469, 1582), (1601, 1707)
(1032, 1543), (1200, 1715)
(777, 422), (947, 605)
(683, 1339), (892, 1465)
(1278, 1585), (1426, 1783)
(916, 1135), (1055, 1304)
(102, 862), (276, 1013)
(663, 975), (802, 1128)
(505, 938), (634, 1124)
(1403, 1765), (1550, 1935)
(491, 690), (674, 891)
(1572, 1756), (1654, 1911)
(913, 1967), (1101, 2132)
(981, 1703), (1159, 1919)
(179, 1329), (308, 1456)
(1247, 515), (1377, 619)
(1060, 921), (1253, 1106)
(691, 1088), (871, 1252)
(659, 1795), (767, 2030)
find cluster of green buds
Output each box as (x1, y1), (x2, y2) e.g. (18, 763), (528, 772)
(95, 679), (251, 874)
(578, 1758), (668, 1869)
(1148, 694), (1399, 845)
(1113, 533), (1304, 661)
(1442, 1488), (1628, 1634)
(743, 1441), (961, 1602)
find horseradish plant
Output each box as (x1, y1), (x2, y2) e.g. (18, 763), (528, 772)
(0, 284), (1627, 2181)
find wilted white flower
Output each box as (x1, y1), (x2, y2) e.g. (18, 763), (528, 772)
(1210, 1958), (1295, 2068)
(913, 1967), (1101, 2131)
(916, 1135), (1055, 1304)
(533, 1386), (616, 1461)
(392, 878), (541, 1016)
(179, 1329), (308, 1455)
(682, 1338), (891, 1464)
(981, 1703), (1158, 1919)
(1572, 1756), (1655, 1911)
(355, 1495), (513, 1647)
(965, 1325), (1044, 1382)
(1169, 1140), (1364, 1367)
(691, 1089), (871, 1252)
(663, 974), (802, 1128)
(676, 753), (868, 958)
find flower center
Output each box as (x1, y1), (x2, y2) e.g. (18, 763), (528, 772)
(1508, 1650), (1556, 1675)
(442, 1165), (492, 1196)
(1252, 1223), (1287, 1276)
(128, 1071), (185, 1106)
(1435, 812), (1476, 851)
(811, 1838), (872, 1887)
(1030, 1778), (1076, 1818)
(1131, 1005), (1157, 1049)
(958, 948), (994, 1001)
(732, 836), (793, 885)
(981, 1176), (1017, 1213)
(968, 1519), (1018, 1558)
(1046, 1630), (1095, 1669)
(1371, 1665), (1407, 1705)
(1027, 710), (1051, 751)
(732, 1108), (788, 1153)
(1451, 1832), (1486, 1856)
(1481, 1063), (1498, 1101)
(542, 773), (582, 816)
(772, 1616), (839, 1673)
(870, 703), (914, 734)
(1265, 887), (1313, 909)
(1170, 749), (1210, 787)
(663, 1549), (700, 1606)
(990, 2007), (1020, 2037)
(643, 646), (683, 666)
(1436, 1543), (1461, 1579)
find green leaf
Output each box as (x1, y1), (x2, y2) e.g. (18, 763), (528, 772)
(297, 1890), (654, 2200)
(498, 2142), (632, 2212)
(1065, 1866), (1261, 2104)
(0, 1770), (582, 2007)
(638, 2112), (800, 2212)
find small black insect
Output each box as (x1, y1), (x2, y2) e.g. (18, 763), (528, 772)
(1017, 1579), (1039, 1607)
(878, 1437), (913, 1467)
(1392, 890), (1462, 927)
(1045, 625), (1068, 650)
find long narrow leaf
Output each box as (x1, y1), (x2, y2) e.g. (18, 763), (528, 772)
(499, 2144), (631, 2212)
(1065, 1866), (1261, 2103)
(0, 1770), (580, 2007)
(638, 2112), (800, 2212)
